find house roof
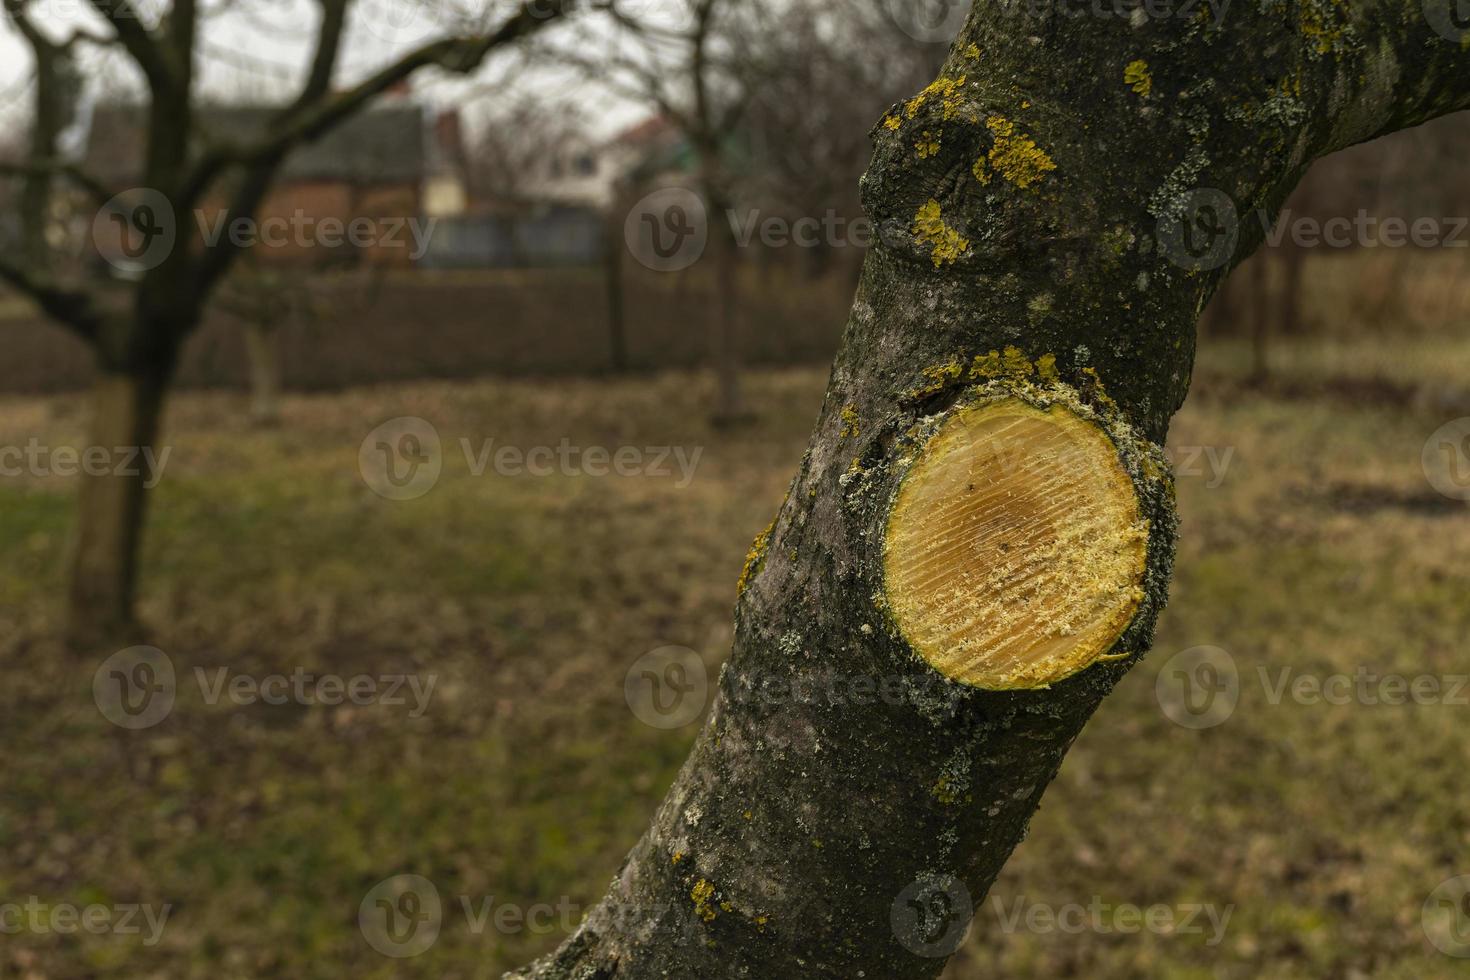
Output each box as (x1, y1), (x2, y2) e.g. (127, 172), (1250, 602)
(84, 101), (429, 186)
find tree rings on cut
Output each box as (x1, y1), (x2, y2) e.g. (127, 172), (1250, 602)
(884, 398), (1148, 689)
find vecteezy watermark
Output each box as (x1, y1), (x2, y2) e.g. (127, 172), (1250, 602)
(93, 188), (177, 273)
(727, 210), (884, 251)
(359, 417), (443, 502)
(625, 187), (709, 272)
(93, 646), (437, 730)
(1156, 645), (1470, 730)
(1157, 188), (1240, 272)
(358, 417), (705, 501)
(360, 875), (443, 958)
(1261, 209), (1469, 250)
(195, 210), (438, 261)
(628, 196), (954, 269)
(989, 895), (1233, 946)
(623, 647), (973, 731)
(1424, 874), (1470, 958)
(0, 439), (170, 487)
(0, 898), (172, 947)
(1159, 187), (1470, 271)
(994, 0), (1230, 24)
(1423, 418), (1470, 502)
(892, 874), (973, 957)
(624, 645), (709, 729)
(1423, 0), (1470, 44)
(1169, 445), (1235, 488)
(1155, 645), (1241, 730)
(92, 190), (437, 274)
(355, 0), (600, 45)
(358, 874), (592, 958)
(884, 0), (969, 41)
(723, 668), (966, 716)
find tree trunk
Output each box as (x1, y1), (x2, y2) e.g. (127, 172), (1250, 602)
(68, 363), (172, 646)
(1280, 243), (1307, 337)
(709, 193), (747, 426)
(243, 320), (283, 426)
(511, 6), (1469, 978)
(604, 212), (629, 373)
(1251, 253), (1272, 381)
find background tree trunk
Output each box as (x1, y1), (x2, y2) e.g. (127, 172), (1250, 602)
(604, 212), (628, 373)
(510, 4), (1470, 977)
(709, 211), (746, 425)
(67, 360), (172, 645)
(243, 320), (283, 426)
(1251, 254), (1272, 381)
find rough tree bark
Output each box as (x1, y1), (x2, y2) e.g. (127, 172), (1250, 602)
(511, 3), (1470, 977)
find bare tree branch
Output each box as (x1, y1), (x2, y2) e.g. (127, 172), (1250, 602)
(242, 0), (577, 167)
(0, 159), (113, 205)
(86, 0), (174, 90)
(0, 259), (103, 340)
(187, 0), (579, 297)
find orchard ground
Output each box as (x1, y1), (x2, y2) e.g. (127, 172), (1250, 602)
(1, 329), (1469, 978)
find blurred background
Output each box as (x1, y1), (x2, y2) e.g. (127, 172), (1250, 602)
(2, 0), (1470, 977)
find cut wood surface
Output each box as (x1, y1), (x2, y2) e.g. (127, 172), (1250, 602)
(885, 398), (1148, 689)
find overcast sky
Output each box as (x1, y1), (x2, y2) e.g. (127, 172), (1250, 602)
(0, 0), (656, 145)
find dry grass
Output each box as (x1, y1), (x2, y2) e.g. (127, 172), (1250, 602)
(0, 341), (1467, 978)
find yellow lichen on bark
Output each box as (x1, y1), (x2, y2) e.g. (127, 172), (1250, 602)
(883, 399), (1148, 689)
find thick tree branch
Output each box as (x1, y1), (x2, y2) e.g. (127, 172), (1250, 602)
(185, 0), (577, 302)
(0, 260), (102, 340)
(0, 160), (114, 206)
(190, 0), (575, 188)
(86, 0), (174, 90)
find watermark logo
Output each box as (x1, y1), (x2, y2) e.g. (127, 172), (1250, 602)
(194, 209), (438, 260)
(725, 667), (966, 718)
(1424, 875), (1470, 958)
(357, 875), (601, 957)
(1156, 645), (1240, 730)
(359, 875), (443, 958)
(1158, 648), (1470, 729)
(93, 648), (438, 727)
(1170, 444), (1235, 488)
(993, 0), (1231, 25)
(624, 646), (708, 729)
(892, 874), (973, 957)
(0, 439), (170, 486)
(0, 898), (171, 946)
(1157, 188), (1238, 272)
(990, 895), (1232, 945)
(461, 438), (702, 487)
(1260, 209), (1468, 249)
(625, 188), (708, 272)
(360, 417), (443, 501)
(360, 420), (705, 500)
(1423, 418), (1470, 502)
(93, 188), (177, 274)
(93, 646), (176, 730)
(1424, 0), (1470, 42)
(884, 0), (968, 40)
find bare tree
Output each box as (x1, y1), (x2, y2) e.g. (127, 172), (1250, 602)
(738, 0), (944, 278)
(0, 0), (578, 644)
(549, 0), (759, 423)
(469, 92), (597, 207)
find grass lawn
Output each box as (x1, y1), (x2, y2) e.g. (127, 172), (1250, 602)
(1, 337), (1468, 978)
